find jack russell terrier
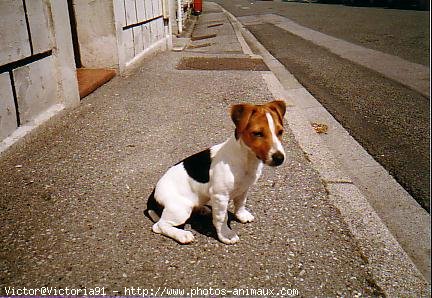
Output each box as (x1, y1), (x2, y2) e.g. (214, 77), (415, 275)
(146, 100), (286, 244)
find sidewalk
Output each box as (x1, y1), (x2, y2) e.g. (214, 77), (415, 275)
(0, 2), (429, 297)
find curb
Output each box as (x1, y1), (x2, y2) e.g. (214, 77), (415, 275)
(215, 2), (430, 296)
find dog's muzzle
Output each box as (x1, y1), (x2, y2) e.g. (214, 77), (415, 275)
(269, 151), (285, 167)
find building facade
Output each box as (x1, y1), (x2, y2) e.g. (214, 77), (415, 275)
(0, 0), (175, 147)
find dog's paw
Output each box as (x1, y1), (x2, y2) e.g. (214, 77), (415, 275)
(236, 209), (254, 223)
(218, 233), (240, 245)
(218, 226), (239, 245)
(176, 230), (195, 244)
(152, 222), (162, 234)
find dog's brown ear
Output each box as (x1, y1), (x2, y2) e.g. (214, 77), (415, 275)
(266, 100), (286, 123)
(231, 103), (254, 140)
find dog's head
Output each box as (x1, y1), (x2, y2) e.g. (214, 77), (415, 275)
(231, 100), (286, 166)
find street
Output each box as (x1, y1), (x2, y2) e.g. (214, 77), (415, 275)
(214, 0), (430, 211)
(214, 0), (429, 65)
(0, 1), (429, 297)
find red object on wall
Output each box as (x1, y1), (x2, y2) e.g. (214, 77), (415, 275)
(193, 0), (202, 14)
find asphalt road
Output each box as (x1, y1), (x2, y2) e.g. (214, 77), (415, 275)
(214, 0), (429, 65)
(215, 0), (430, 211)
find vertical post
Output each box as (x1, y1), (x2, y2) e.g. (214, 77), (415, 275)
(162, 0), (172, 49)
(168, 0), (176, 36)
(177, 0), (182, 34)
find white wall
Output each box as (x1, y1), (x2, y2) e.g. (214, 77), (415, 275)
(113, 0), (168, 72)
(0, 73), (17, 140)
(73, 0), (119, 69)
(0, 0), (79, 142)
(0, 0), (172, 143)
(72, 0), (170, 72)
(0, 1), (30, 65)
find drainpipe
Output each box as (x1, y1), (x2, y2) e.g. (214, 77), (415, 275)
(162, 0), (172, 49)
(177, 0), (182, 34)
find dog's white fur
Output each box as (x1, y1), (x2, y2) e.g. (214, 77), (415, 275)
(149, 101), (286, 244)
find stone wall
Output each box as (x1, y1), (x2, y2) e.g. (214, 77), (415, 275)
(0, 0), (79, 142)
(0, 0), (171, 144)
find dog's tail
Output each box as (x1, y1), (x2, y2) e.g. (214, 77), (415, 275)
(144, 188), (163, 222)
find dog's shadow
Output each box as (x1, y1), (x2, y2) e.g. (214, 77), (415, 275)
(144, 204), (238, 242)
(184, 207), (238, 241)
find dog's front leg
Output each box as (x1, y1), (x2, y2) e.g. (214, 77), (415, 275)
(234, 191), (255, 223)
(211, 194), (239, 244)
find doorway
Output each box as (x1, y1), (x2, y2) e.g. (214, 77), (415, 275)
(66, 0), (116, 99)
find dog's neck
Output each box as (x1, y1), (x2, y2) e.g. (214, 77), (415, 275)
(225, 135), (262, 172)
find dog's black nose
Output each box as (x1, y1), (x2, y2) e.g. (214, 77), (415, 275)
(271, 152), (285, 166)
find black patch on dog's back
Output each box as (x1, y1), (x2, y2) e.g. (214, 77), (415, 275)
(180, 148), (212, 183)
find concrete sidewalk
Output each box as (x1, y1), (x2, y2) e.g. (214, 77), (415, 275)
(0, 2), (429, 297)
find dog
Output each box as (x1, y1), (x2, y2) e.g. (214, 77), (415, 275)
(145, 100), (286, 244)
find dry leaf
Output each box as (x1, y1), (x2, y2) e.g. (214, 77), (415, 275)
(312, 122), (328, 134)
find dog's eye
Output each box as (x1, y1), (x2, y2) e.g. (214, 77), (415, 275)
(252, 131), (264, 138)
(277, 129), (284, 137)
